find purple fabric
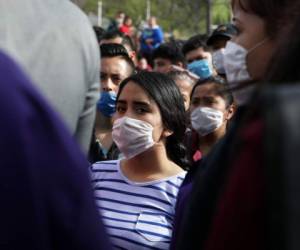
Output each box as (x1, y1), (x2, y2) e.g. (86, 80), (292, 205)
(0, 51), (111, 250)
(170, 166), (198, 250)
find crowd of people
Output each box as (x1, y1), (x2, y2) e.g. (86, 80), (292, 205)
(1, 0), (300, 249)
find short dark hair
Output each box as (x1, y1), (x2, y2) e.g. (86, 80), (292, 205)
(152, 42), (187, 68)
(191, 76), (234, 107)
(182, 34), (209, 56)
(102, 30), (136, 52)
(93, 26), (105, 43)
(117, 71), (190, 169)
(100, 43), (135, 73)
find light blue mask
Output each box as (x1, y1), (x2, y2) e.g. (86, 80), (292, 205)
(97, 91), (117, 117)
(187, 59), (213, 79)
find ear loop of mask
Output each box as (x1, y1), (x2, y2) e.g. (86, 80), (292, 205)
(247, 38), (268, 55)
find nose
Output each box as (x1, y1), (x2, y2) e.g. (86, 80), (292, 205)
(101, 78), (114, 92)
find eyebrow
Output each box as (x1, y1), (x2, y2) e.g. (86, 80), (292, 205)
(116, 100), (151, 106)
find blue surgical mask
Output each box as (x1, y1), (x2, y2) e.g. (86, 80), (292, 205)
(187, 59), (212, 79)
(97, 91), (117, 117)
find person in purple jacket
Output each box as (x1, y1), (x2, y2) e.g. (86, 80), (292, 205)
(0, 51), (111, 250)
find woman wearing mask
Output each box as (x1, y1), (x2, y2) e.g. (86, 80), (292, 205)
(90, 71), (189, 250)
(170, 77), (235, 250)
(189, 77), (235, 162)
(174, 0), (294, 249)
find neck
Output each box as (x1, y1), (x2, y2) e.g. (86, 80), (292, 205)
(95, 111), (113, 132)
(199, 124), (226, 156)
(121, 143), (183, 182)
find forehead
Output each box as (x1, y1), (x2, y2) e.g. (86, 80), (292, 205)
(101, 57), (129, 73)
(192, 83), (219, 97)
(119, 81), (152, 102)
(186, 47), (210, 61)
(154, 57), (172, 64)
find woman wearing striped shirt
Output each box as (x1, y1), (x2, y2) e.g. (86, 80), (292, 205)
(91, 71), (189, 249)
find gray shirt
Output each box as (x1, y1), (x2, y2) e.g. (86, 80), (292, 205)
(0, 0), (100, 153)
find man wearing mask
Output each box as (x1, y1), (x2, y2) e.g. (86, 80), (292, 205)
(207, 23), (237, 77)
(89, 43), (135, 162)
(182, 34), (214, 80)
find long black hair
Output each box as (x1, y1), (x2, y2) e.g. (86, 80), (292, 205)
(116, 71), (190, 169)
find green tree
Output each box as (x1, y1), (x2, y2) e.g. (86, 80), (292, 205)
(83, 0), (231, 38)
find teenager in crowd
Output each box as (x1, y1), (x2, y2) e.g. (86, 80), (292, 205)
(167, 70), (196, 111)
(207, 23), (237, 77)
(100, 30), (138, 66)
(182, 34), (214, 80)
(170, 77), (235, 250)
(90, 71), (188, 249)
(152, 42), (187, 74)
(89, 44), (135, 163)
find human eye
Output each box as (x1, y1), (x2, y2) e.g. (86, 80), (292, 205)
(112, 75), (122, 85)
(116, 104), (126, 114)
(135, 103), (150, 115)
(135, 107), (148, 114)
(100, 73), (106, 80)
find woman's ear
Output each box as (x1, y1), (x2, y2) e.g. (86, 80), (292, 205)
(225, 104), (236, 121)
(162, 129), (173, 138)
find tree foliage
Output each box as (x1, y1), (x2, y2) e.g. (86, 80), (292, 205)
(83, 0), (231, 38)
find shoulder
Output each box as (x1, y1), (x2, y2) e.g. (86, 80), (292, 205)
(90, 160), (120, 182)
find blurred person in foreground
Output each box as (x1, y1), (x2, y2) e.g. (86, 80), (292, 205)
(174, 0), (297, 249)
(0, 0), (100, 154)
(0, 50), (111, 250)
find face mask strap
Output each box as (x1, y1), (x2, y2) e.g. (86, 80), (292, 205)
(248, 38), (268, 54)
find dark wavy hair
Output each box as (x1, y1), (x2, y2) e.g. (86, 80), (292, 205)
(116, 71), (190, 169)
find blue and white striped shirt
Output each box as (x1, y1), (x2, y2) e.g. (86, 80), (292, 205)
(90, 160), (186, 250)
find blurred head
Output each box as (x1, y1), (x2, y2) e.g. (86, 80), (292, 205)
(167, 70), (195, 110)
(182, 34), (211, 64)
(228, 0), (291, 81)
(266, 2), (300, 83)
(207, 24), (237, 51)
(152, 42), (187, 73)
(93, 26), (105, 44)
(100, 30), (137, 64)
(116, 71), (188, 167)
(148, 16), (157, 28)
(124, 16), (133, 26)
(100, 43), (135, 93)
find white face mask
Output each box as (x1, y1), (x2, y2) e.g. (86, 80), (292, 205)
(223, 39), (267, 106)
(212, 48), (226, 74)
(112, 116), (155, 159)
(191, 107), (224, 136)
